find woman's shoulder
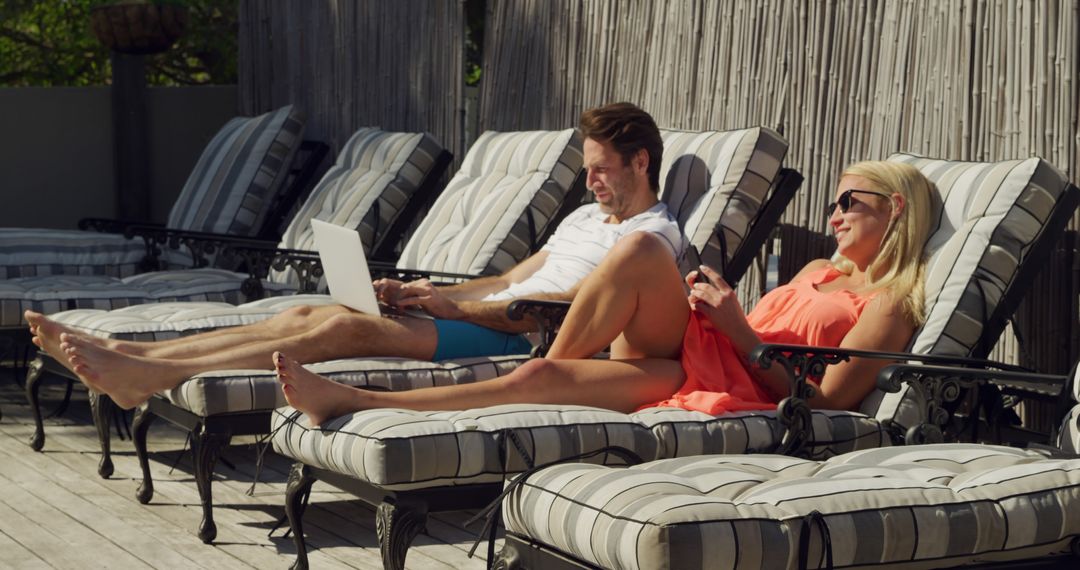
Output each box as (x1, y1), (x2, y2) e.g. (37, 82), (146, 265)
(790, 258), (833, 282)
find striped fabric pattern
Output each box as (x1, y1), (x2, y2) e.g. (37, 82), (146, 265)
(659, 127), (787, 268)
(2, 129), (447, 328)
(861, 155), (1073, 433)
(0, 269), (298, 328)
(46, 294), (337, 341)
(502, 445), (1080, 570)
(270, 402), (888, 491)
(166, 105), (305, 235)
(397, 129), (583, 275)
(168, 355), (531, 418)
(1055, 366), (1080, 453)
(0, 105), (305, 279)
(270, 128), (445, 284)
(272, 403), (660, 490)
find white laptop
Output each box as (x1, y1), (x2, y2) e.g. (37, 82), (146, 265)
(309, 219), (386, 316)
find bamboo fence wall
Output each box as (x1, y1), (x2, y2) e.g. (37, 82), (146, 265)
(479, 0), (1080, 379)
(236, 0), (466, 162)
(235, 0), (1080, 384)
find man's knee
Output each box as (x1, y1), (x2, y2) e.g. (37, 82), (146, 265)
(612, 231), (671, 261)
(273, 304), (345, 333)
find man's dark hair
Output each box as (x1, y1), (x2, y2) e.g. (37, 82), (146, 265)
(579, 102), (663, 192)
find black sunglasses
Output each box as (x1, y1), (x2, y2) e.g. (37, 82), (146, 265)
(826, 189), (891, 217)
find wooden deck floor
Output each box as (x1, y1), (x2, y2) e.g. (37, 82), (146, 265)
(0, 370), (496, 569)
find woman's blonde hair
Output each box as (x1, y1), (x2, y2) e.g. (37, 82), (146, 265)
(832, 160), (936, 326)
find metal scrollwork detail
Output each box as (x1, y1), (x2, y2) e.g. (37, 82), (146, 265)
(901, 371), (972, 444)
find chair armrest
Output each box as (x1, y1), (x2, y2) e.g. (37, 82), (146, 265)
(506, 299), (572, 357)
(747, 343), (1034, 453)
(366, 261), (486, 284)
(875, 362), (1069, 446)
(121, 224), (279, 272)
(217, 243), (324, 297)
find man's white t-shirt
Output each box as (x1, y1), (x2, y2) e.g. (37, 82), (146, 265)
(484, 203), (684, 301)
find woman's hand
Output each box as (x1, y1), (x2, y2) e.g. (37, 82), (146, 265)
(686, 265), (759, 354)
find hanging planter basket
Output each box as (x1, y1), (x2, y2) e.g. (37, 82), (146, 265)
(90, 2), (188, 55)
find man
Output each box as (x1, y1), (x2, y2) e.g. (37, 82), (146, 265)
(28, 102), (685, 409)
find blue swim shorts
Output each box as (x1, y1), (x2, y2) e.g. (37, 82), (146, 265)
(431, 319), (533, 360)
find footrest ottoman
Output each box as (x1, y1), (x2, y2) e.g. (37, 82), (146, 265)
(497, 444), (1080, 569)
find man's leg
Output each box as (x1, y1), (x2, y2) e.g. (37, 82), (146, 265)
(60, 311), (439, 409)
(276, 352), (685, 425)
(547, 231), (689, 360)
(27, 304), (353, 362)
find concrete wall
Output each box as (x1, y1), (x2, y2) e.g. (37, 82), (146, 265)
(0, 85), (237, 229)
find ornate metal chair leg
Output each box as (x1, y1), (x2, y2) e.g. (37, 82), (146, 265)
(89, 392), (115, 478)
(191, 425), (231, 543)
(133, 406), (158, 504)
(285, 463), (317, 570)
(376, 499), (429, 570)
(24, 358), (45, 451)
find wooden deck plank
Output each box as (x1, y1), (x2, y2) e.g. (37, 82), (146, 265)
(0, 500), (55, 569)
(0, 470), (152, 569)
(0, 382), (496, 569)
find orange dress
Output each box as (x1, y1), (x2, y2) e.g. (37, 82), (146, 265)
(644, 266), (876, 415)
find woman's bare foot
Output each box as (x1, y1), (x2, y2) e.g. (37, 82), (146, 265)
(60, 333), (174, 409)
(274, 352), (367, 427)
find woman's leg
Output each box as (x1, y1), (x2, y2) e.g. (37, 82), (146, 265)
(547, 232), (689, 360)
(275, 352), (685, 426)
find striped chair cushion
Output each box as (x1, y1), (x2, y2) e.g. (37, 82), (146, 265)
(0, 269), (298, 328)
(270, 403), (888, 491)
(1055, 366), (1080, 453)
(166, 104), (305, 235)
(0, 230), (193, 280)
(165, 355), (531, 418)
(397, 129), (583, 275)
(3, 128), (446, 326)
(659, 127), (787, 268)
(47, 294), (337, 340)
(502, 445), (1080, 570)
(861, 155), (1073, 433)
(272, 403), (659, 490)
(271, 128), (446, 285)
(0, 105), (305, 279)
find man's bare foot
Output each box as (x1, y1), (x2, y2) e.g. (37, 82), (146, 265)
(274, 352), (366, 427)
(25, 310), (87, 365)
(60, 333), (173, 409)
(25, 310), (146, 359)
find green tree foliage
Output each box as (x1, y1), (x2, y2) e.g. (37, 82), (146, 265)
(0, 0), (237, 86)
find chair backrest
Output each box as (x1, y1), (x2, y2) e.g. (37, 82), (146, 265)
(397, 129), (584, 275)
(659, 127), (790, 279)
(1056, 365), (1080, 452)
(862, 154), (1079, 430)
(269, 128), (449, 285)
(166, 104), (306, 236)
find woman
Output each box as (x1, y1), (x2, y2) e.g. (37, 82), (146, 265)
(81, 161), (937, 425)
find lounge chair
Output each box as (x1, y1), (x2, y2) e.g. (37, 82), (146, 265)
(493, 363), (1080, 569)
(87, 129), (589, 543)
(262, 126), (797, 568)
(18, 127), (452, 455)
(0, 104), (307, 281)
(270, 153), (1078, 570)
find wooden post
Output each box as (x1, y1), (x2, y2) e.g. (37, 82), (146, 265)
(110, 51), (150, 221)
